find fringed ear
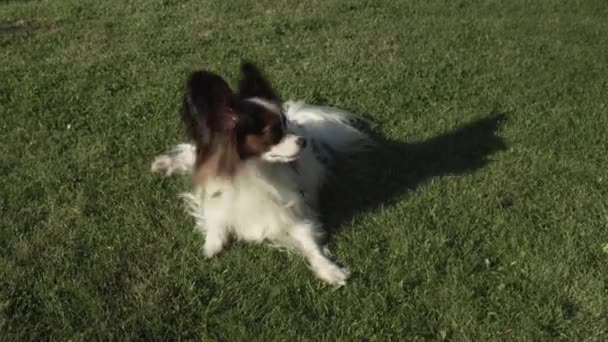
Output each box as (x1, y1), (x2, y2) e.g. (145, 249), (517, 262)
(237, 62), (280, 102)
(182, 71), (239, 144)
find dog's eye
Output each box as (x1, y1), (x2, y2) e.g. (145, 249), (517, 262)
(269, 124), (284, 144)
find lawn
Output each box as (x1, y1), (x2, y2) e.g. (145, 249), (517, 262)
(1, 0), (607, 340)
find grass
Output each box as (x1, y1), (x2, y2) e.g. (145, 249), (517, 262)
(1, 0), (607, 339)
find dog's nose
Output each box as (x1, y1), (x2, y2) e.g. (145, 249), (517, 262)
(296, 137), (307, 148)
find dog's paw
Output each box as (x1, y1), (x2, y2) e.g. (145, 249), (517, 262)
(315, 264), (350, 286)
(151, 155), (178, 176)
(151, 144), (195, 176)
(203, 239), (224, 259)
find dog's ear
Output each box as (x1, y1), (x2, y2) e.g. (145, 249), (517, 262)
(237, 62), (280, 102)
(182, 71), (238, 143)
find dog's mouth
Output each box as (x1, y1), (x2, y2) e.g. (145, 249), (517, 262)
(263, 152), (301, 163)
(261, 134), (305, 163)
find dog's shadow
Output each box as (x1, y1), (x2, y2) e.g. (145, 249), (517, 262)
(321, 113), (508, 233)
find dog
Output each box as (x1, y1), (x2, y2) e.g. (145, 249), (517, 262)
(151, 62), (373, 285)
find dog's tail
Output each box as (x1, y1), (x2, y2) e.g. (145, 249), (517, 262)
(284, 101), (374, 159)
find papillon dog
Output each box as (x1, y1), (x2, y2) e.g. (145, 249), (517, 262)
(151, 62), (372, 285)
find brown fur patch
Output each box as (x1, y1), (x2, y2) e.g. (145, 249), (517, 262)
(193, 134), (240, 186)
(240, 119), (284, 158)
(242, 134), (270, 157)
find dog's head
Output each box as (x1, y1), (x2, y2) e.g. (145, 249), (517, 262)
(181, 62), (306, 181)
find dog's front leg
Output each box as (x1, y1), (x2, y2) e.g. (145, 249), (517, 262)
(288, 222), (350, 285)
(151, 143), (196, 176)
(202, 216), (230, 258)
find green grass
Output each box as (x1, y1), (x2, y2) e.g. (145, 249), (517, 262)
(1, 0), (607, 339)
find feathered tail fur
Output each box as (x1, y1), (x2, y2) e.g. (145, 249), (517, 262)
(284, 100), (374, 160)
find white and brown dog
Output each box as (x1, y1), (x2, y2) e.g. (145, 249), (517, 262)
(151, 63), (372, 285)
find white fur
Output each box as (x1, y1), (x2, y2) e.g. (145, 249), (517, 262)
(150, 143), (196, 176)
(151, 101), (372, 285)
(261, 134), (304, 162)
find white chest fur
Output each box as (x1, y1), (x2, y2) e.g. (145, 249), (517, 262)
(188, 159), (317, 243)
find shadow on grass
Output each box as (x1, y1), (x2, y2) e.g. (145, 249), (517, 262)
(321, 113), (508, 232)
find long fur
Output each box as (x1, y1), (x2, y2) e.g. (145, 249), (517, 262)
(153, 101), (371, 285)
(152, 83), (372, 285)
(284, 100), (373, 154)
